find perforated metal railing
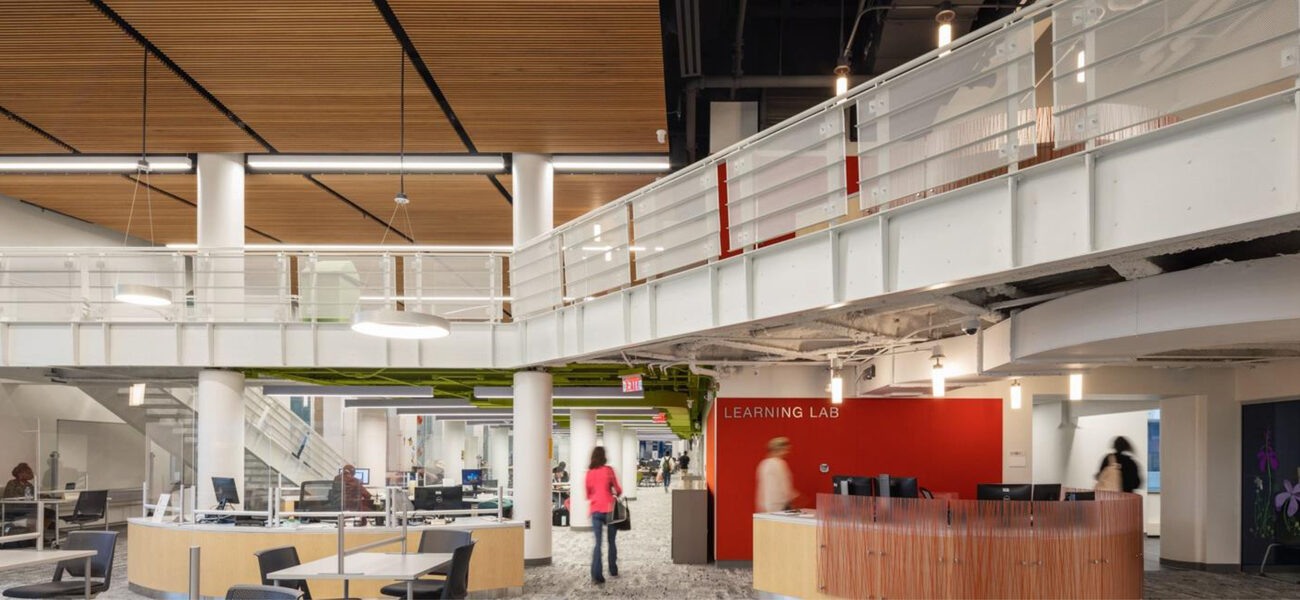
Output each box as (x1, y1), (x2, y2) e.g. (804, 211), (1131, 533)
(2, 1), (1296, 325)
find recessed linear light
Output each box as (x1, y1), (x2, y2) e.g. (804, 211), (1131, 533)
(263, 385), (435, 398)
(551, 155), (671, 173)
(245, 154), (506, 174)
(0, 155), (192, 174)
(358, 295), (513, 302)
(164, 243), (512, 253)
(473, 386), (644, 400)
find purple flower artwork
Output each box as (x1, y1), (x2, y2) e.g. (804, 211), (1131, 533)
(1259, 430), (1278, 472)
(1279, 480), (1300, 518)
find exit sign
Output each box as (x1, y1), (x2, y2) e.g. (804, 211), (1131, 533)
(621, 374), (643, 393)
(653, 412), (667, 423)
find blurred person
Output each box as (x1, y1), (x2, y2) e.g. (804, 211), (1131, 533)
(585, 446), (623, 584)
(756, 437), (798, 512)
(1095, 436), (1143, 493)
(678, 451), (691, 474)
(3, 463), (34, 499)
(661, 455), (673, 493)
(331, 464), (374, 513)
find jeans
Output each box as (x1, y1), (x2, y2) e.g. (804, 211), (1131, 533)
(590, 511), (619, 580)
(663, 472), (671, 491)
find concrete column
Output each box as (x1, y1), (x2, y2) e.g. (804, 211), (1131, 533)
(622, 431), (639, 500)
(513, 370), (554, 565)
(488, 426), (511, 488)
(464, 425), (481, 469)
(440, 420), (466, 485)
(196, 153), (245, 320)
(569, 409), (597, 528)
(196, 370), (245, 509)
(354, 409), (388, 483)
(511, 153), (554, 247)
(603, 423), (624, 496)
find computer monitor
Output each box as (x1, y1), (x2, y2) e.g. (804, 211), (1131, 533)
(212, 477), (240, 509)
(831, 475), (874, 496)
(889, 477), (919, 499)
(353, 467), (370, 485)
(977, 483), (1032, 501)
(462, 469), (484, 487)
(1032, 484), (1062, 501)
(1064, 491), (1095, 501)
(414, 485), (465, 511)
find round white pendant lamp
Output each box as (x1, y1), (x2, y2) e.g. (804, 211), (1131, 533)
(351, 308), (450, 340)
(114, 283), (173, 307)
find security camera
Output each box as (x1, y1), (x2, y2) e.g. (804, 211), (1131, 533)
(961, 317), (980, 336)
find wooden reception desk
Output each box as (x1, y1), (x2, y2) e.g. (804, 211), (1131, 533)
(127, 517), (524, 599)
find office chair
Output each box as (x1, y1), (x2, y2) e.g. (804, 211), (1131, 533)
(378, 540), (476, 599)
(226, 584), (304, 600)
(2, 531), (118, 598)
(417, 530), (472, 577)
(59, 490), (108, 531)
(255, 546), (312, 600)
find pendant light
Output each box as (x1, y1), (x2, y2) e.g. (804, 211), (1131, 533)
(115, 47), (172, 308)
(351, 46), (449, 340)
(936, 2), (956, 48)
(1009, 380), (1022, 410)
(930, 347), (946, 398)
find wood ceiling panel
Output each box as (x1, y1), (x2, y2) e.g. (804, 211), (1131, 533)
(0, 117), (69, 153)
(104, 1), (464, 153)
(385, 0), (667, 153)
(314, 175), (514, 245)
(0, 175), (195, 243)
(554, 174), (659, 226)
(0, 1), (261, 153)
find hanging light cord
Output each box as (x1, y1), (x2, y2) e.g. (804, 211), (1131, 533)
(381, 46), (416, 246)
(124, 46), (155, 248)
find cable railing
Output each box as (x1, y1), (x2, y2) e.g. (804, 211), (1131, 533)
(0, 1), (1295, 327)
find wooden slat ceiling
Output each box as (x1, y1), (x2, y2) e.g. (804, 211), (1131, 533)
(0, 118), (68, 153)
(0, 175), (197, 243)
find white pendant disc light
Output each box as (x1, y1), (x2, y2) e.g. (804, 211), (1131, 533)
(115, 282), (173, 307)
(351, 308), (450, 340)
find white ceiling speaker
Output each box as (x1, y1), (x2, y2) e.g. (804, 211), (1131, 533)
(114, 283), (173, 307)
(351, 308), (451, 340)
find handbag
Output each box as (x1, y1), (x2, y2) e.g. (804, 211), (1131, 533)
(1095, 454), (1123, 492)
(609, 497), (631, 531)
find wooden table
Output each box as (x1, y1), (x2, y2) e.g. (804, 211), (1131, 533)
(268, 551), (451, 600)
(0, 549), (97, 599)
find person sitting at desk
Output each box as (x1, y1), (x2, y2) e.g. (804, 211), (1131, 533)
(330, 464), (374, 521)
(3, 463), (35, 499)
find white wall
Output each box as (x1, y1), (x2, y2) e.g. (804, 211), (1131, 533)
(0, 193), (148, 247)
(0, 383), (132, 491)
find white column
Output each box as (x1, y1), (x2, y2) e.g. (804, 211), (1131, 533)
(197, 153), (245, 248)
(488, 426), (511, 487)
(621, 431), (639, 500)
(354, 409), (388, 483)
(321, 397), (345, 456)
(513, 370), (554, 565)
(511, 153), (554, 247)
(196, 370), (245, 509)
(569, 409), (597, 528)
(440, 420), (466, 485)
(464, 425), (482, 469)
(603, 423), (624, 497)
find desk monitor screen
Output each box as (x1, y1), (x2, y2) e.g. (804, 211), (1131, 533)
(353, 467), (370, 485)
(977, 483), (1031, 501)
(1064, 491), (1096, 501)
(1032, 483), (1062, 501)
(462, 469), (484, 486)
(889, 477), (919, 499)
(212, 477), (240, 507)
(831, 475), (874, 496)
(414, 485), (465, 511)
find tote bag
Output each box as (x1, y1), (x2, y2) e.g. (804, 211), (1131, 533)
(1095, 454), (1122, 492)
(610, 497), (631, 531)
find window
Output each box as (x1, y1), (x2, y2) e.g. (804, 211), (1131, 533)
(1147, 409), (1161, 493)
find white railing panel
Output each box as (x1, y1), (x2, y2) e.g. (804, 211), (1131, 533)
(630, 162), (720, 279)
(1052, 0), (1300, 147)
(0, 251), (187, 323)
(193, 252), (289, 322)
(510, 236), (564, 317)
(402, 254), (503, 322)
(858, 20), (1036, 211)
(562, 202), (632, 300)
(726, 111), (848, 248)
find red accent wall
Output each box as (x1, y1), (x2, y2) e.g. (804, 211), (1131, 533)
(706, 397), (1002, 561)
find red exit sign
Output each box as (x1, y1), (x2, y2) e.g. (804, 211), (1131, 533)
(621, 374), (643, 393)
(653, 412), (667, 423)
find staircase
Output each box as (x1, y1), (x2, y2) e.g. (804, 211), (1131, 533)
(77, 383), (344, 493)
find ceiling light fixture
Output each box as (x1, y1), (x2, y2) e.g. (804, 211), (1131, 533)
(931, 347), (946, 398)
(551, 155), (671, 173)
(936, 2), (956, 48)
(128, 383), (147, 407)
(1010, 380), (1022, 410)
(264, 385), (435, 398)
(829, 354), (844, 404)
(351, 308), (451, 340)
(1069, 372), (1084, 401)
(0, 155), (192, 174)
(244, 154), (506, 174)
(834, 58), (851, 96)
(115, 47), (172, 307)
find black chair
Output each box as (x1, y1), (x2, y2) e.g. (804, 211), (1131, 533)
(378, 540), (476, 600)
(415, 530), (471, 578)
(1259, 531), (1300, 576)
(2, 531), (117, 598)
(226, 584), (304, 600)
(59, 490), (108, 531)
(255, 546), (312, 600)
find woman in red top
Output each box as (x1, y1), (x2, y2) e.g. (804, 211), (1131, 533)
(585, 446), (623, 584)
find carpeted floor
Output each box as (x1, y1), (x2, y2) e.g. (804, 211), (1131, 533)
(3, 493), (1300, 598)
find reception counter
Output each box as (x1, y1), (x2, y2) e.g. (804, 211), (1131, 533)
(127, 517), (524, 599)
(754, 492), (1144, 599)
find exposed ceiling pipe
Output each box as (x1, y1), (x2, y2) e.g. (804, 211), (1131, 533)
(731, 0), (749, 98)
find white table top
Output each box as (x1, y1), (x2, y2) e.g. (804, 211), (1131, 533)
(0, 497), (68, 504)
(267, 552), (452, 581)
(0, 549), (96, 570)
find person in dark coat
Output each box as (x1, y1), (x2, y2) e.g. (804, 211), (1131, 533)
(1096, 436), (1143, 493)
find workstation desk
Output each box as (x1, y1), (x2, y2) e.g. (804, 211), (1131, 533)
(127, 517), (524, 599)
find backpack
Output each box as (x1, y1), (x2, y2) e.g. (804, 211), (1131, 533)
(1095, 454), (1123, 492)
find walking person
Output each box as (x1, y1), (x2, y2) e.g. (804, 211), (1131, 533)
(1095, 436), (1143, 493)
(661, 455), (673, 493)
(678, 451), (691, 474)
(586, 446), (623, 584)
(756, 437), (798, 512)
